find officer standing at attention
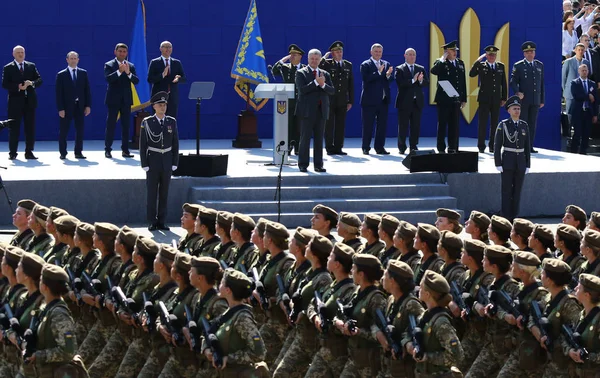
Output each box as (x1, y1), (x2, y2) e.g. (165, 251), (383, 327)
(494, 95), (531, 221)
(272, 44), (305, 155)
(319, 41), (354, 156)
(140, 91), (179, 231)
(430, 41), (467, 153)
(469, 45), (508, 153)
(510, 41), (545, 153)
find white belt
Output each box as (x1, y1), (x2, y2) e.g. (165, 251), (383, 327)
(147, 146), (172, 154)
(503, 147), (524, 153)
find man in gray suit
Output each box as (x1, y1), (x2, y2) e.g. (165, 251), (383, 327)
(295, 48), (334, 173)
(563, 43), (591, 119)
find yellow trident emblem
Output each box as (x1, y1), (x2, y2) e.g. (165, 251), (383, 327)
(430, 8), (510, 123)
(277, 100), (287, 115)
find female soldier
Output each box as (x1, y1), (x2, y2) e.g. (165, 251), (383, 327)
(495, 252), (549, 377)
(413, 224), (443, 285)
(464, 211), (491, 245)
(488, 216), (514, 250)
(194, 208), (221, 257)
(337, 212), (363, 252)
(25, 205), (54, 258)
(555, 224), (585, 274)
(528, 225), (556, 263)
(379, 214), (401, 268)
(336, 254), (387, 377)
(511, 218), (534, 251)
(378, 260), (425, 378)
(43, 207), (69, 263)
(214, 211), (236, 264)
(203, 269), (267, 377)
(438, 231), (466, 286)
(532, 259), (582, 377)
(574, 229), (600, 276)
(51, 215), (79, 267)
(434, 208), (463, 234)
(229, 213), (259, 272)
(357, 214), (385, 256)
(394, 221), (420, 273)
(403, 271), (464, 377)
(273, 234), (333, 377)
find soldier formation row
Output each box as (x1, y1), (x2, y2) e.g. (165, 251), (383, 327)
(2, 199), (600, 378)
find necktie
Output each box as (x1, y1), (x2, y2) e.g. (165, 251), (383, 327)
(160, 119), (165, 127)
(72, 69), (77, 84)
(584, 80), (589, 109)
(19, 63), (23, 74)
(313, 70), (322, 106)
(410, 65), (414, 76)
(166, 59), (171, 92)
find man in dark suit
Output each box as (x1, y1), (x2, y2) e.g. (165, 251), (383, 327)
(295, 49), (334, 173)
(104, 43), (139, 158)
(569, 63), (598, 154)
(509, 41), (545, 153)
(140, 91), (179, 231)
(272, 44), (305, 154)
(1, 45), (43, 160)
(360, 43), (394, 155)
(430, 40), (467, 153)
(319, 41), (354, 156)
(147, 41), (186, 118)
(394, 48), (428, 154)
(55, 51), (92, 160)
(494, 96), (531, 221)
(469, 45), (508, 153)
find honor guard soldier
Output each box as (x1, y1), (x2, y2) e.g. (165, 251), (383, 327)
(469, 45), (508, 153)
(140, 91), (179, 231)
(272, 44), (305, 154)
(319, 41), (354, 155)
(510, 41), (545, 153)
(494, 95), (531, 221)
(430, 40), (467, 153)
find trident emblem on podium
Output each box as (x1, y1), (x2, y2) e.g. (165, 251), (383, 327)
(277, 101), (287, 115)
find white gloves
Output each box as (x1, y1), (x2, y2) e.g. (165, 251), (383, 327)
(496, 166), (503, 173)
(525, 168), (530, 174)
(142, 167), (149, 172)
(172, 166), (177, 171)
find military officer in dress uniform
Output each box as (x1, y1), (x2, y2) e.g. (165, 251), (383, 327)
(494, 95), (531, 221)
(272, 44), (305, 154)
(319, 41), (354, 155)
(510, 41), (545, 153)
(140, 91), (179, 231)
(469, 45), (508, 153)
(430, 40), (467, 153)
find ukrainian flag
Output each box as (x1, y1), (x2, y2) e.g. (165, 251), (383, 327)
(231, 0), (269, 111)
(129, 0), (150, 111)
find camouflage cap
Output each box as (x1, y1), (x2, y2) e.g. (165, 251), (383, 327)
(514, 251), (540, 266)
(387, 260), (414, 279)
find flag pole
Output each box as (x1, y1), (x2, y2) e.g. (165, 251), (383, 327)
(246, 82), (251, 111)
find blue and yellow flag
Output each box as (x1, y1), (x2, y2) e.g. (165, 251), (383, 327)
(129, 0), (150, 111)
(231, 0), (269, 111)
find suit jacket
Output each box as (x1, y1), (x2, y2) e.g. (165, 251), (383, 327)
(318, 58), (354, 106)
(294, 67), (334, 119)
(147, 57), (186, 104)
(584, 49), (600, 83)
(510, 59), (545, 105)
(569, 77), (598, 114)
(359, 58), (394, 106)
(394, 63), (428, 110)
(55, 68), (92, 115)
(430, 58), (467, 105)
(494, 118), (531, 170)
(2, 60), (43, 109)
(561, 57), (590, 99)
(104, 59), (140, 107)
(469, 61), (507, 104)
(140, 115), (179, 171)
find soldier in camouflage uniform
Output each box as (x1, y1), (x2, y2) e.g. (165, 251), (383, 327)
(378, 214), (401, 268)
(311, 204), (339, 244)
(9, 199), (35, 250)
(465, 246), (520, 378)
(495, 252), (549, 377)
(378, 260), (425, 378)
(230, 213), (259, 272)
(248, 218), (271, 327)
(434, 208), (463, 235)
(529, 224), (557, 263)
(337, 212), (363, 252)
(194, 208), (221, 258)
(438, 231), (467, 286)
(464, 211), (491, 245)
(25, 204), (54, 258)
(43, 206), (70, 263)
(273, 235), (333, 377)
(394, 221), (420, 274)
(413, 224), (444, 286)
(52, 215), (80, 267)
(556, 224), (585, 274)
(573, 229), (600, 277)
(488, 215), (515, 250)
(336, 254), (387, 378)
(511, 218), (535, 252)
(587, 211), (600, 232)
(563, 204), (587, 232)
(403, 271), (464, 378)
(357, 214), (385, 256)
(305, 243), (356, 378)
(214, 211), (237, 264)
(202, 269), (267, 377)
(179, 203), (204, 255)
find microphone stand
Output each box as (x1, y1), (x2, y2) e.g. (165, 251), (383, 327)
(273, 141), (293, 223)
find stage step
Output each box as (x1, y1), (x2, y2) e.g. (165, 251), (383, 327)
(189, 174), (462, 227)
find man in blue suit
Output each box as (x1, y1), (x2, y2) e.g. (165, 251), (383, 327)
(562, 43), (590, 122)
(569, 63), (598, 154)
(147, 41), (186, 118)
(55, 51), (91, 159)
(104, 43), (139, 158)
(360, 43), (394, 155)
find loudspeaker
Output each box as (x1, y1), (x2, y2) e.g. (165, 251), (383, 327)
(401, 150), (436, 170)
(173, 154), (229, 177)
(404, 151), (478, 173)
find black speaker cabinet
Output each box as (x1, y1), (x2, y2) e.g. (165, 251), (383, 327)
(173, 154), (228, 177)
(403, 151), (478, 173)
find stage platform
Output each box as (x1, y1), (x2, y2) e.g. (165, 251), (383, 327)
(0, 137), (598, 227)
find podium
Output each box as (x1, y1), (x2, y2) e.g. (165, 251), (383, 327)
(254, 83), (295, 165)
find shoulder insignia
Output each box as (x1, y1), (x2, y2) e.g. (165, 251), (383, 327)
(450, 338), (459, 347)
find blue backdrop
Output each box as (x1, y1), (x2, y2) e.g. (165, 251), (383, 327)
(0, 0), (561, 150)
